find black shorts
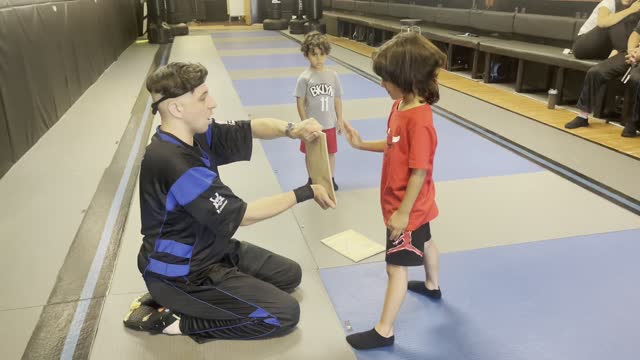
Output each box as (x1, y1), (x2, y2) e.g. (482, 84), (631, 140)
(385, 222), (431, 266)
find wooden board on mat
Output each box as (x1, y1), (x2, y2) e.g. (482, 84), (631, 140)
(321, 230), (385, 262)
(306, 132), (337, 204)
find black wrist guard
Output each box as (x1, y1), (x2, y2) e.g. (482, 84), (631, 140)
(294, 184), (314, 203)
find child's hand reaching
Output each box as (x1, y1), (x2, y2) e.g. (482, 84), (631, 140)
(387, 210), (410, 240)
(345, 123), (363, 149)
(337, 119), (347, 135)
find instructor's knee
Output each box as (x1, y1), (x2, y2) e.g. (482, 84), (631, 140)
(276, 295), (300, 329)
(281, 261), (302, 292)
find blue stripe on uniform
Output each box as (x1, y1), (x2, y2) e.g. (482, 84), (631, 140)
(166, 167), (217, 211)
(155, 239), (193, 258)
(147, 258), (190, 277)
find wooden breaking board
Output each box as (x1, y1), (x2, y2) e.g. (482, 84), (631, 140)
(305, 132), (337, 205)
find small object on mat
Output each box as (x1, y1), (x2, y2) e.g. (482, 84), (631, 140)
(563, 48), (572, 55)
(321, 230), (385, 262)
(306, 132), (337, 204)
(344, 320), (353, 332)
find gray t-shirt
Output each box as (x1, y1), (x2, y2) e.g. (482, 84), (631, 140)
(294, 68), (343, 129)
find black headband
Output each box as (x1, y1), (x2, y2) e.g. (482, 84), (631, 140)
(150, 80), (206, 115)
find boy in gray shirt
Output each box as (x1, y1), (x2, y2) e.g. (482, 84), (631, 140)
(295, 32), (346, 190)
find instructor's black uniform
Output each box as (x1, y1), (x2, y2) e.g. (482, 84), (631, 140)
(138, 121), (301, 342)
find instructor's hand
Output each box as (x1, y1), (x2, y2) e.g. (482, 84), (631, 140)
(311, 184), (336, 210)
(387, 210), (409, 241)
(292, 118), (322, 142)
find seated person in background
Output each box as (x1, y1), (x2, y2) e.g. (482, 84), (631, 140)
(565, 21), (640, 137)
(573, 0), (640, 60)
(620, 48), (640, 136)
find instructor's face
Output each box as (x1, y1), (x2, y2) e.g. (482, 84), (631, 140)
(182, 84), (217, 134)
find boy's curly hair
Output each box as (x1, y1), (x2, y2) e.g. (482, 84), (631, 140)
(372, 32), (446, 105)
(301, 31), (331, 56)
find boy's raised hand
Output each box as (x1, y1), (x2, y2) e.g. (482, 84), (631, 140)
(344, 123), (363, 149)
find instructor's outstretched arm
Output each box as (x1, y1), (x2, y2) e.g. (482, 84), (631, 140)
(250, 117), (322, 142)
(241, 184), (335, 226)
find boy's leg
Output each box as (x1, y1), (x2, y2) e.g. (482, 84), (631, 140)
(328, 153), (335, 176)
(346, 226), (427, 349)
(407, 224), (442, 298)
(424, 240), (440, 290)
(376, 264), (408, 336)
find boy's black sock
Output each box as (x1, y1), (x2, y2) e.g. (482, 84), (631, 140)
(346, 328), (394, 350)
(332, 177), (339, 191)
(408, 281), (442, 299)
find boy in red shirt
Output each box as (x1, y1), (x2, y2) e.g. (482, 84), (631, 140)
(344, 32), (447, 350)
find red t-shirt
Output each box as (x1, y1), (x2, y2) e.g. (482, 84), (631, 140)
(380, 100), (439, 231)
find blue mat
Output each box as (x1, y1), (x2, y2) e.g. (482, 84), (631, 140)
(211, 31), (278, 38)
(221, 53), (336, 70)
(215, 40), (299, 50)
(320, 229), (640, 360)
(260, 115), (542, 191)
(232, 74), (388, 106)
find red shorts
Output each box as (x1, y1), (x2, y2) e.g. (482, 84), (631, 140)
(300, 127), (338, 154)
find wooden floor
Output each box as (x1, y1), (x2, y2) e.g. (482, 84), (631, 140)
(328, 36), (640, 159)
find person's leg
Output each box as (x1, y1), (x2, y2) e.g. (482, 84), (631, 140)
(567, 54), (628, 129)
(376, 264), (408, 337)
(405, 223), (441, 298)
(622, 70), (640, 137)
(424, 240), (440, 290)
(138, 267), (300, 341)
(329, 153), (336, 177)
(325, 128), (338, 190)
(233, 240), (302, 293)
(572, 28), (612, 60)
(346, 227), (426, 350)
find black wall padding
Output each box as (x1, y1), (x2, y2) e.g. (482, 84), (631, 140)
(0, 0), (138, 178)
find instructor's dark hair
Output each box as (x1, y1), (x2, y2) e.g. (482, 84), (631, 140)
(146, 62), (208, 98)
(372, 32), (446, 105)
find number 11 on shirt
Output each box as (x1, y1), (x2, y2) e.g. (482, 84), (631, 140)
(321, 97), (329, 112)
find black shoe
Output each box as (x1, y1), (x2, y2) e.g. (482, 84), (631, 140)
(565, 116), (589, 129)
(123, 306), (179, 334)
(621, 122), (639, 137)
(332, 178), (339, 191)
(130, 293), (160, 310)
(408, 281), (442, 299)
(346, 328), (394, 350)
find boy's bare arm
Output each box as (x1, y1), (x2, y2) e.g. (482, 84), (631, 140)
(296, 97), (307, 121)
(398, 169), (427, 215)
(344, 123), (386, 152)
(388, 169), (427, 239)
(335, 97), (346, 133)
